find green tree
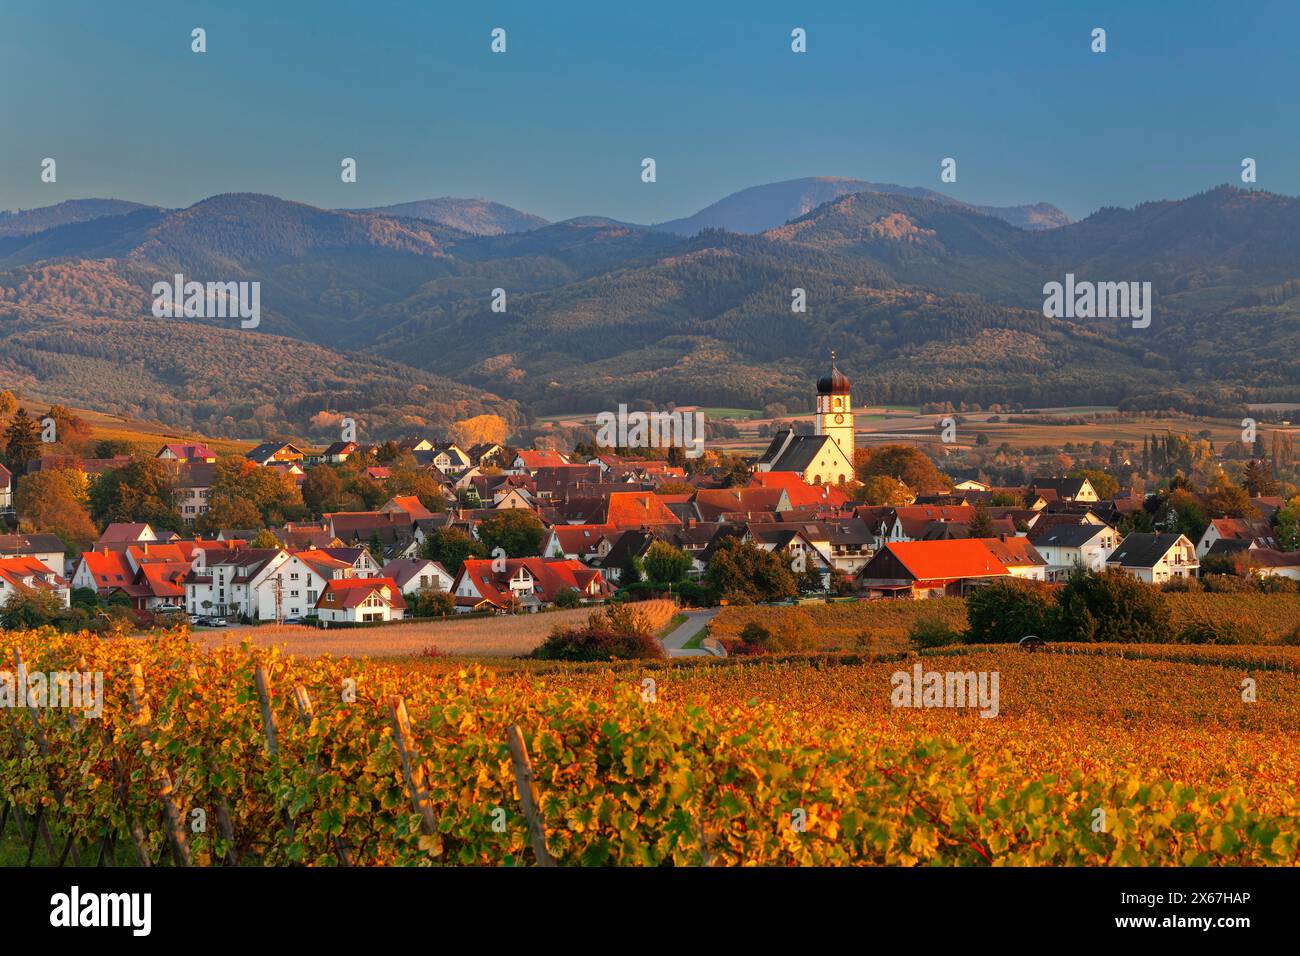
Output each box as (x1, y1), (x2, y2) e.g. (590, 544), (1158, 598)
(301, 465), (345, 515)
(967, 502), (996, 539)
(249, 529), (281, 549)
(1053, 568), (1172, 643)
(1, 589), (67, 629)
(966, 579), (1053, 644)
(705, 537), (797, 605)
(89, 456), (183, 531)
(642, 540), (690, 584)
(478, 509), (545, 558)
(2, 407), (41, 473)
(422, 527), (486, 574)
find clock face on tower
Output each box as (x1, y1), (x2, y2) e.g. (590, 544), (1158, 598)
(834, 414), (844, 424)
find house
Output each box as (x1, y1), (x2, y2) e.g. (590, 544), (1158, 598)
(244, 442), (305, 466)
(981, 535), (1049, 580)
(108, 562), (190, 612)
(1029, 477), (1099, 504)
(321, 441), (358, 464)
(748, 471), (850, 508)
(1195, 518), (1277, 559)
(1244, 549), (1300, 581)
(71, 548), (136, 594)
(692, 488), (791, 523)
(0, 533), (66, 576)
(315, 577), (407, 624)
(466, 443), (507, 469)
(1105, 533), (1199, 584)
(173, 461), (215, 523)
(381, 495), (436, 522)
(382, 558), (454, 595)
(1027, 522), (1119, 580)
(0, 463), (12, 513)
(509, 449), (571, 475)
(97, 523), (159, 550)
(452, 557), (608, 612)
(183, 548), (291, 621)
(606, 491), (683, 529)
(317, 546), (384, 578)
(744, 523), (834, 587)
(0, 556), (71, 608)
(855, 538), (1010, 599)
(156, 443), (217, 463)
(542, 524), (620, 562)
(427, 442), (473, 475)
(954, 479), (990, 492)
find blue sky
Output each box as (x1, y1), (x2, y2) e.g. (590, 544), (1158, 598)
(2, 0), (1295, 223)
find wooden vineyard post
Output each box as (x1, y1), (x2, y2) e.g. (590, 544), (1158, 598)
(253, 665), (279, 757)
(185, 665), (239, 866)
(128, 663), (191, 867)
(505, 725), (556, 867)
(253, 663), (300, 857)
(293, 683), (352, 866)
(10, 649), (65, 862)
(387, 696), (438, 837)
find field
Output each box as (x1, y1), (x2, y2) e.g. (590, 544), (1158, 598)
(2, 626), (1298, 866)
(196, 600), (679, 659)
(711, 593), (1300, 651)
(16, 399), (255, 456)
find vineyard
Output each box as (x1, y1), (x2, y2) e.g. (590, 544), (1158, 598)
(710, 593), (1300, 651)
(2, 626), (1299, 866)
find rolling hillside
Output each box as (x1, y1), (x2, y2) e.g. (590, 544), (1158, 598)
(1, 182), (1297, 430)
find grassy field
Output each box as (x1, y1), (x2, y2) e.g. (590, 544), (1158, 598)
(711, 593), (1300, 651)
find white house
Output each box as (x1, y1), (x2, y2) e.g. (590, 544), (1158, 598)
(1195, 518), (1277, 559)
(1027, 523), (1119, 580)
(0, 556), (71, 608)
(382, 558), (453, 596)
(315, 577), (407, 623)
(1105, 533), (1199, 584)
(0, 533), (66, 576)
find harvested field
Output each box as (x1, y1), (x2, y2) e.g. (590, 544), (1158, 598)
(194, 599), (679, 659)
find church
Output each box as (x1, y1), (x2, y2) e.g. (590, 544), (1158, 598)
(754, 354), (856, 486)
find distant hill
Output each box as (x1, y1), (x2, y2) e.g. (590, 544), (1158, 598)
(652, 177), (1071, 236)
(2, 184), (1296, 428)
(349, 197), (549, 235)
(0, 198), (156, 237)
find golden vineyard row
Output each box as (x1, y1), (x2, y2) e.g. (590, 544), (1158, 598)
(2, 629), (1298, 866)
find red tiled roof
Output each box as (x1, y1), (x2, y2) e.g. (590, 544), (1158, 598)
(880, 539), (1011, 582)
(315, 577), (407, 610)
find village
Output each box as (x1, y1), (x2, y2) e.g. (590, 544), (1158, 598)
(1, 362), (1297, 636)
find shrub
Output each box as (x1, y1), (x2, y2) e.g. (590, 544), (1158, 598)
(553, 587), (581, 609)
(966, 579), (1054, 644)
(1053, 568), (1172, 643)
(1175, 618), (1268, 645)
(909, 617), (965, 648)
(1281, 625), (1300, 646)
(532, 603), (665, 661)
(725, 612), (817, 655)
(1201, 574), (1257, 594)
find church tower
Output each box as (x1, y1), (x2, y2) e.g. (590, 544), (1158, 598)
(814, 351), (854, 463)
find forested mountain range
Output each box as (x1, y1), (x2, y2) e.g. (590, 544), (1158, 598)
(1, 181), (1296, 434)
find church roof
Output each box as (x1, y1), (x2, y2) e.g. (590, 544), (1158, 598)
(758, 432), (839, 473)
(817, 354), (851, 395)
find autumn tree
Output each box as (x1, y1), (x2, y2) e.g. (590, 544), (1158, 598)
(301, 465), (346, 515)
(196, 456), (304, 533)
(89, 457), (183, 531)
(854, 474), (912, 505)
(855, 445), (950, 494)
(478, 509), (545, 558)
(452, 414), (509, 449)
(15, 468), (98, 550)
